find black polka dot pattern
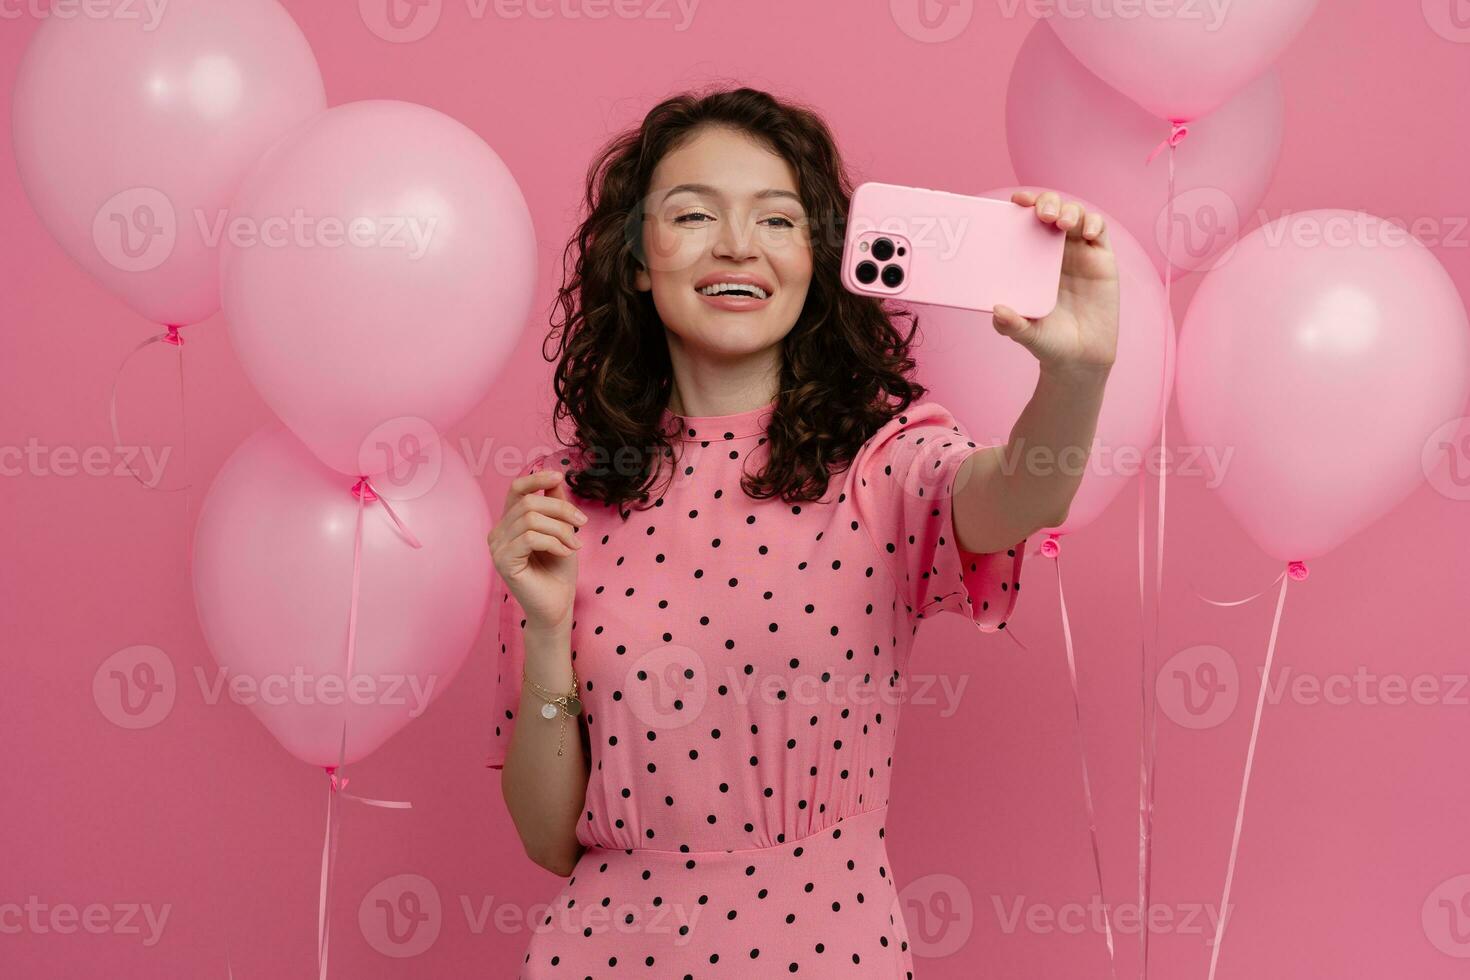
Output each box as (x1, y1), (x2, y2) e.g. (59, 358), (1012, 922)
(486, 400), (1026, 976)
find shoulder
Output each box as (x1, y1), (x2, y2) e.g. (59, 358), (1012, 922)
(856, 399), (974, 460)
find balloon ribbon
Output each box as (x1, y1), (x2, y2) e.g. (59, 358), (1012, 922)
(317, 477), (419, 980)
(1045, 534), (1118, 979)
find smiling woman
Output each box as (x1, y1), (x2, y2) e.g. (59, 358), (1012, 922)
(485, 85), (1112, 979)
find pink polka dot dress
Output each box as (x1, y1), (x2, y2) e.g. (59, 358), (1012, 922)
(485, 399), (1026, 978)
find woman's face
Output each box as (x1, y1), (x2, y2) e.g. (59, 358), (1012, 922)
(634, 125), (814, 361)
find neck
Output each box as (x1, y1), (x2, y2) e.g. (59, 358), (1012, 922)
(665, 343), (780, 418)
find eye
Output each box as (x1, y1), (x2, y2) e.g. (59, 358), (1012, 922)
(674, 211), (713, 224)
(762, 216), (796, 228)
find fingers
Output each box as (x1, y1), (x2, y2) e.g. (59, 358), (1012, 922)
(504, 468), (566, 515)
(992, 304), (1036, 346)
(1022, 190), (1107, 243)
(512, 529), (577, 561)
(506, 509), (583, 553)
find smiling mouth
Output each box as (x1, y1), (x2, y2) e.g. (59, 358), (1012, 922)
(696, 283), (772, 300)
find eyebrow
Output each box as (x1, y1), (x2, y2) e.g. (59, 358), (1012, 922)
(658, 183), (804, 206)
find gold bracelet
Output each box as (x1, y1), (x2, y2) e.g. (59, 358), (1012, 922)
(522, 665), (581, 757)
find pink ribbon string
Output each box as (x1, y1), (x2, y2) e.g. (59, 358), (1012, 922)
(1046, 535), (1118, 979)
(317, 477), (416, 980)
(1203, 564), (1298, 980)
(1137, 120), (1185, 980)
(107, 323), (191, 500)
(1145, 121), (1189, 166)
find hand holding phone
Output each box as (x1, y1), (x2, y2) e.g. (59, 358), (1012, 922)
(840, 181), (1066, 318)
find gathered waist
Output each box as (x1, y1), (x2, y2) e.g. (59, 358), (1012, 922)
(580, 804), (891, 859)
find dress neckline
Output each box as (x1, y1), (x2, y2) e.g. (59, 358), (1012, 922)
(660, 398), (777, 443)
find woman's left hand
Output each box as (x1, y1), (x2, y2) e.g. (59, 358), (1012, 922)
(994, 189), (1120, 377)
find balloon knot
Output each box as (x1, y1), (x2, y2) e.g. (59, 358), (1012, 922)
(1040, 533), (1061, 559)
(1287, 560), (1309, 581)
(351, 477), (377, 502)
(325, 769), (349, 793)
(163, 324), (184, 347)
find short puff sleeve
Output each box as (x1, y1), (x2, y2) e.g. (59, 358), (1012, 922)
(848, 401), (1025, 632)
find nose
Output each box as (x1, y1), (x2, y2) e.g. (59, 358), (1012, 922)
(712, 211), (760, 262)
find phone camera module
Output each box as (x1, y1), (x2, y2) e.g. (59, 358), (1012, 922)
(880, 264), (904, 288)
(855, 261), (879, 285)
(871, 237), (896, 261)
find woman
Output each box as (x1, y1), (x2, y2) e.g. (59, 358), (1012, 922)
(485, 86), (1117, 977)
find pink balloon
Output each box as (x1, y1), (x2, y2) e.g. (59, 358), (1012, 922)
(1007, 23), (1282, 278)
(916, 188), (1175, 537)
(192, 424), (493, 768)
(221, 100), (537, 478)
(11, 0), (325, 326)
(1046, 1), (1317, 123)
(1177, 211), (1470, 562)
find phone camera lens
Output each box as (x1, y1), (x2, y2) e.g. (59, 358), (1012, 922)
(880, 264), (905, 288)
(871, 238), (896, 261)
(855, 261), (879, 285)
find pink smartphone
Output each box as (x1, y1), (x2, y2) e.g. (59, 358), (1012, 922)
(840, 181), (1066, 318)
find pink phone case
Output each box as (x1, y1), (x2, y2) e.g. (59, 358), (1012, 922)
(840, 181), (1066, 318)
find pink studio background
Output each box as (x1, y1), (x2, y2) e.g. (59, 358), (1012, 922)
(4, 2), (1470, 978)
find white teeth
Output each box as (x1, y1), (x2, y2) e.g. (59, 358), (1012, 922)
(698, 282), (769, 300)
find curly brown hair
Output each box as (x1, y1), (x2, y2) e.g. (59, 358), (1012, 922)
(544, 84), (927, 511)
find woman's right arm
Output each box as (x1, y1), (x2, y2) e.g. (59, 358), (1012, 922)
(488, 468), (589, 877)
